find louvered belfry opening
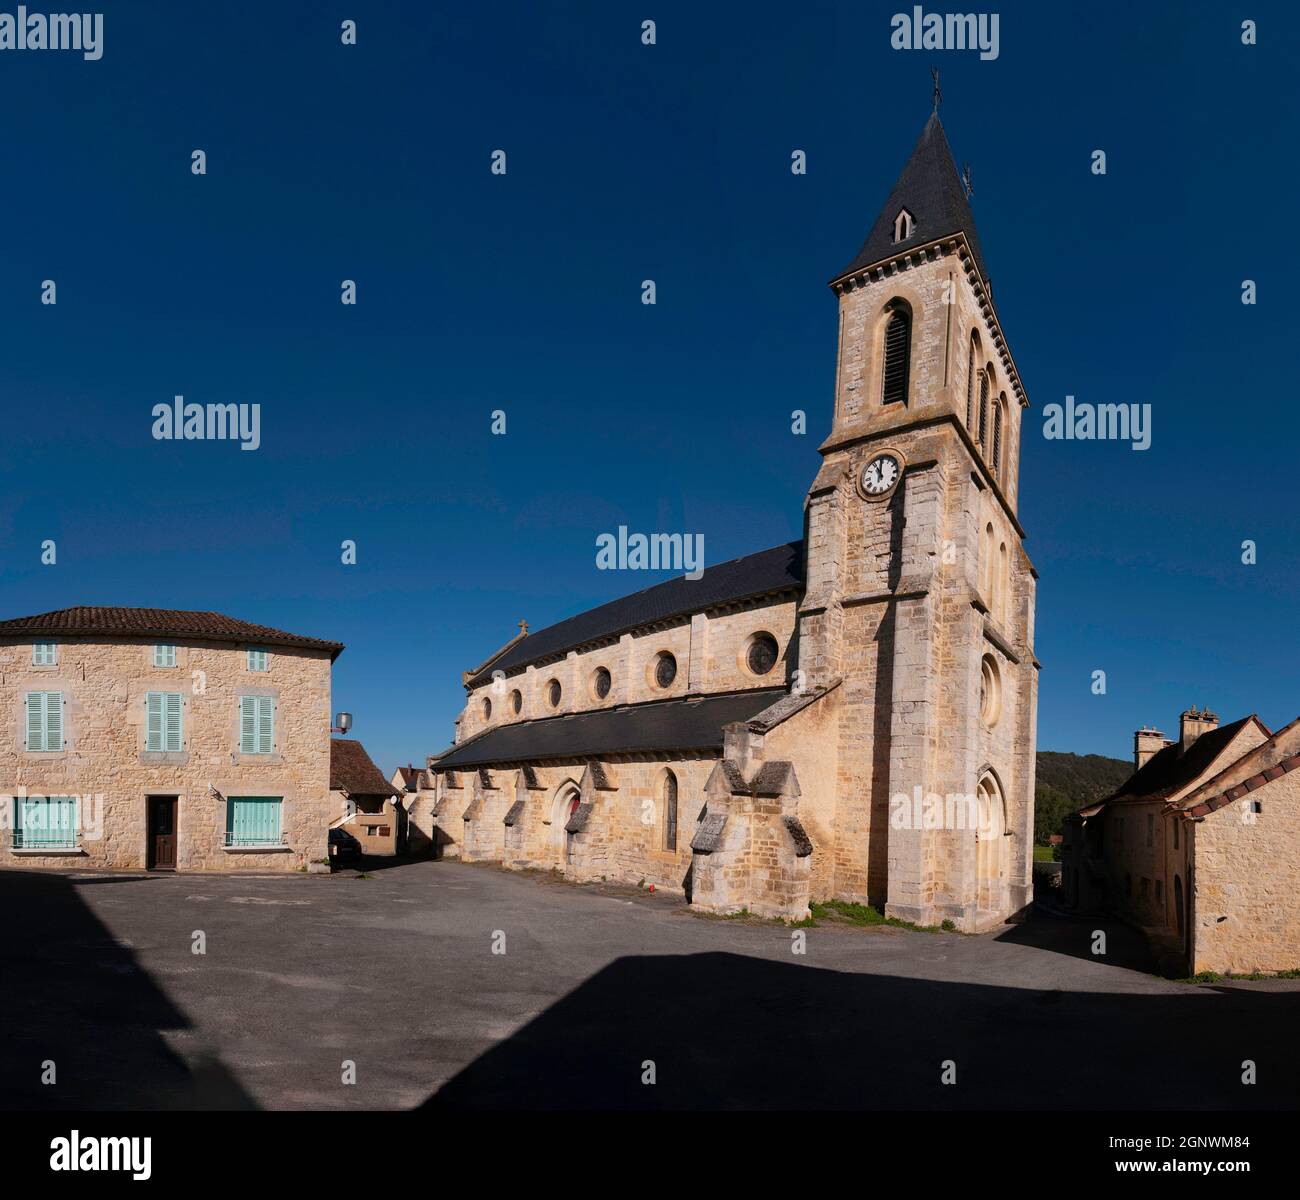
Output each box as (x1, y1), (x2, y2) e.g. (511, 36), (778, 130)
(992, 400), (1003, 473)
(978, 370), (990, 444)
(881, 305), (911, 405)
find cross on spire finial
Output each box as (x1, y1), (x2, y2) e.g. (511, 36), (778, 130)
(518, 619), (529, 635)
(931, 67), (941, 115)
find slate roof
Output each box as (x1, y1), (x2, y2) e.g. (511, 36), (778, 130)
(466, 541), (803, 687)
(1103, 717), (1258, 805)
(432, 688), (787, 770)
(331, 739), (401, 798)
(0, 606), (344, 659)
(833, 112), (989, 286)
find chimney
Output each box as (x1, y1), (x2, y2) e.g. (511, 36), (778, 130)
(1134, 726), (1171, 770)
(1179, 705), (1219, 753)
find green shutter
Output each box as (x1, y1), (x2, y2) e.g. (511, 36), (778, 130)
(226, 796), (282, 846)
(165, 692), (183, 751)
(146, 691), (163, 751)
(16, 795), (77, 849)
(46, 693), (62, 751)
(148, 692), (183, 751)
(240, 696), (257, 753)
(26, 693), (43, 750)
(26, 692), (62, 752)
(258, 697), (274, 754)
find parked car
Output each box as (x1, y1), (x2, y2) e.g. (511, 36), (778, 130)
(329, 826), (362, 864)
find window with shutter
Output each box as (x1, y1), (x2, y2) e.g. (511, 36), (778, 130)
(226, 796), (283, 847)
(14, 795), (78, 849)
(153, 644), (177, 668)
(25, 692), (63, 752)
(32, 642), (57, 666)
(880, 307), (911, 405)
(247, 648), (269, 672)
(146, 691), (184, 752)
(239, 696), (274, 754)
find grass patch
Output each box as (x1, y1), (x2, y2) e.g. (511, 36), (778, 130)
(807, 899), (954, 934)
(1032, 844), (1057, 862)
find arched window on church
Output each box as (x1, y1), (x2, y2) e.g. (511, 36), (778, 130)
(965, 331), (981, 430)
(981, 522), (994, 601)
(998, 541), (1008, 624)
(881, 303), (911, 405)
(992, 400), (1003, 475)
(662, 770), (678, 851)
(892, 208), (914, 243)
(977, 369), (990, 444)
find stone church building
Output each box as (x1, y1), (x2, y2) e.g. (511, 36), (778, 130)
(429, 112), (1038, 929)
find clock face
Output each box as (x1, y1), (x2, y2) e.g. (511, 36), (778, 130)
(861, 454), (900, 496)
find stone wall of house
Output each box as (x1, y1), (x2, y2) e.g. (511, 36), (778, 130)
(1192, 769), (1300, 974)
(456, 597), (798, 742)
(0, 636), (333, 871)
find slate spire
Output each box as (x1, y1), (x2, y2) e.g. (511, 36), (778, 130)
(833, 111), (988, 286)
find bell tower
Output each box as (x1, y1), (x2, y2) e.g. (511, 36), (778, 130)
(797, 110), (1038, 931)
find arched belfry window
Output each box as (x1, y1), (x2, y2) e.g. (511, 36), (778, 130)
(892, 208), (914, 243)
(965, 331), (981, 429)
(977, 369), (990, 444)
(992, 400), (1003, 474)
(880, 302), (911, 406)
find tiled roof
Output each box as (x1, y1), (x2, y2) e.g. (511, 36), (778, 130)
(0, 606), (344, 659)
(432, 688), (786, 771)
(394, 765), (432, 791)
(465, 542), (803, 687)
(1183, 753), (1300, 819)
(1103, 717), (1258, 805)
(833, 112), (989, 285)
(331, 739), (401, 798)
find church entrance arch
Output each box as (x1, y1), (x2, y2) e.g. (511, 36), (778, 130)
(975, 773), (1007, 913)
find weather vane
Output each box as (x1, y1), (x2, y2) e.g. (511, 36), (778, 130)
(931, 67), (941, 114)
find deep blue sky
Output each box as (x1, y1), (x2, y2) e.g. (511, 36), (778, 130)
(1, 1), (1296, 773)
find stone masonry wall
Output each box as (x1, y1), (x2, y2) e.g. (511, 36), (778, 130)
(1192, 769), (1300, 974)
(0, 636), (334, 871)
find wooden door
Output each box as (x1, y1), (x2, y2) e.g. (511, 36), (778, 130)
(148, 796), (177, 869)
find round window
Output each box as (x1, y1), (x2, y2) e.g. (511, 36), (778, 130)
(746, 632), (779, 676)
(547, 680), (562, 708)
(510, 689), (522, 715)
(654, 652), (677, 689)
(593, 666), (611, 699)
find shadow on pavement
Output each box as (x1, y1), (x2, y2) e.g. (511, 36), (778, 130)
(0, 869), (257, 1111)
(425, 950), (1299, 1110)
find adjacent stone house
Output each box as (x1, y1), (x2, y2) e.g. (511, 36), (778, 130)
(1062, 707), (1300, 975)
(392, 763), (438, 856)
(329, 738), (402, 855)
(0, 606), (342, 872)
(428, 111), (1039, 929)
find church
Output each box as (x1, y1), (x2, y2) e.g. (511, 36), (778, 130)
(428, 109), (1038, 931)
